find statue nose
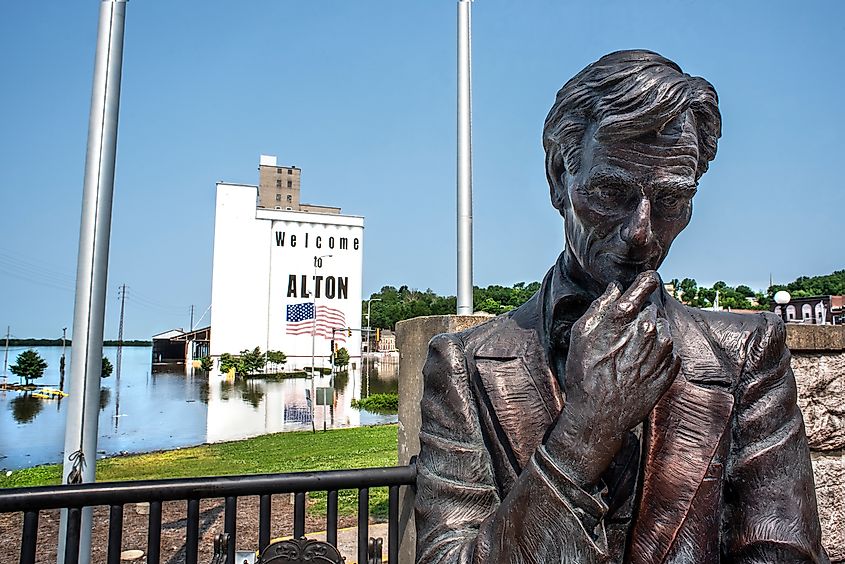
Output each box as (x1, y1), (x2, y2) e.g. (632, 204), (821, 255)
(621, 198), (653, 247)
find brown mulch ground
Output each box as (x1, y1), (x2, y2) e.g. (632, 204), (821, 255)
(0, 494), (360, 564)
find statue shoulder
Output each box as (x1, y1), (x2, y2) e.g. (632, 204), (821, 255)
(426, 313), (514, 362)
(671, 298), (786, 367)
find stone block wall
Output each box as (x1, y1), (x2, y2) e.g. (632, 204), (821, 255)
(789, 324), (845, 562)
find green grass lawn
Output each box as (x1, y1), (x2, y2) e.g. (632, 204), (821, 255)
(1, 424), (400, 516)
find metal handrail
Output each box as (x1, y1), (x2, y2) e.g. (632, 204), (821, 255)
(1, 463), (417, 564)
(0, 464), (417, 512)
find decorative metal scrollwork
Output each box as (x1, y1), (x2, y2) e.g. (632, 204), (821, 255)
(259, 537), (345, 564)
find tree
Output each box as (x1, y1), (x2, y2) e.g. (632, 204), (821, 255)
(668, 278), (681, 299)
(219, 352), (238, 374)
(678, 278), (698, 304)
(199, 356), (214, 371)
(101, 357), (114, 378)
(239, 347), (267, 374)
(267, 350), (287, 369)
(10, 349), (47, 385)
(219, 347), (267, 375)
(735, 285), (755, 298)
(334, 347), (350, 368)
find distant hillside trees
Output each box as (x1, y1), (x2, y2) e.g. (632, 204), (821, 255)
(365, 282), (541, 330)
(768, 270), (845, 299)
(669, 278), (768, 310)
(364, 271), (844, 329)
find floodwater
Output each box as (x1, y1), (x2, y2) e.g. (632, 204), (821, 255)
(0, 346), (398, 470)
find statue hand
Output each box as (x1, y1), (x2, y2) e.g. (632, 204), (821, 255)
(546, 271), (680, 486)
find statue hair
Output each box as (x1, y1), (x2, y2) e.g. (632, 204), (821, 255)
(543, 50), (722, 198)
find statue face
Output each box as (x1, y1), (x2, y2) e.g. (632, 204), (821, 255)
(559, 112), (700, 290)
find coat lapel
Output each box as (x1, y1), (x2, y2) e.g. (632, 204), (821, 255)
(474, 312), (563, 472)
(627, 299), (735, 564)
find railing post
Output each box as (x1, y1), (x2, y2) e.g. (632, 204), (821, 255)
(294, 492), (306, 538)
(224, 496), (237, 564)
(106, 504), (123, 564)
(185, 498), (200, 564)
(388, 486), (399, 564)
(147, 501), (162, 564)
(357, 488), (369, 564)
(258, 494), (271, 554)
(64, 507), (82, 564)
(327, 490), (339, 547)
(20, 510), (39, 564)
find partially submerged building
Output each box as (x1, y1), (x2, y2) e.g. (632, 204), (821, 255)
(209, 156), (364, 369)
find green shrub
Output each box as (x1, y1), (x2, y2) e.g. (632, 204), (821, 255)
(351, 393), (398, 414)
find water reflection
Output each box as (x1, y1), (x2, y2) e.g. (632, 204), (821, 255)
(10, 394), (43, 424)
(1, 347), (398, 470)
(99, 387), (111, 411)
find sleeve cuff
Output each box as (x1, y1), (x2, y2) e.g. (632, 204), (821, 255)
(534, 444), (609, 542)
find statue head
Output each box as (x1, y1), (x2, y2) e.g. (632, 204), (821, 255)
(543, 50), (722, 293)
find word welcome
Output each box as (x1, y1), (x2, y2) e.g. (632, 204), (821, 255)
(275, 231), (360, 251)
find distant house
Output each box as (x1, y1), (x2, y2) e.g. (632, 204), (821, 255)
(377, 329), (397, 353)
(772, 295), (844, 325)
(151, 327), (211, 364)
(151, 329), (186, 364)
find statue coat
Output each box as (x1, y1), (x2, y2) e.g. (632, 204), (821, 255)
(415, 259), (828, 563)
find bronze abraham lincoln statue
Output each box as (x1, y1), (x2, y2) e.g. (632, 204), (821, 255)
(414, 50), (828, 563)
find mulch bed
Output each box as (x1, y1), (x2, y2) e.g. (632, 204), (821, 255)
(0, 494), (359, 563)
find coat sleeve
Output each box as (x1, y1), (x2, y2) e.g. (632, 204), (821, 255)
(415, 333), (612, 563)
(725, 313), (829, 563)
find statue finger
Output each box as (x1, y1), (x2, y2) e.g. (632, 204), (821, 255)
(580, 281), (622, 334)
(613, 271), (660, 320)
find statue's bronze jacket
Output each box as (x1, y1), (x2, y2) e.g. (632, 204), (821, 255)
(415, 259), (828, 563)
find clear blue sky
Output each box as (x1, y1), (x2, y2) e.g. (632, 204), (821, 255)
(1, 1), (843, 340)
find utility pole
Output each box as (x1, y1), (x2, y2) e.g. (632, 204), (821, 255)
(456, 0), (474, 315)
(60, 327), (68, 390)
(3, 326), (9, 382)
(115, 284), (126, 428)
(311, 254), (332, 433)
(365, 298), (381, 398)
(59, 2), (128, 562)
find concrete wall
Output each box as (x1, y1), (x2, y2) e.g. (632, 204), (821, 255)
(395, 315), (491, 564)
(396, 319), (845, 562)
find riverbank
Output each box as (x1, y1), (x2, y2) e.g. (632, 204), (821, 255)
(1, 424), (399, 490)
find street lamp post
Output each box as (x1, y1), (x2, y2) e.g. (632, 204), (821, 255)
(365, 298), (381, 398)
(310, 254), (332, 432)
(774, 290), (791, 325)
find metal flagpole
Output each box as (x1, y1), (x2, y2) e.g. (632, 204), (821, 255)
(58, 2), (127, 562)
(456, 0), (474, 315)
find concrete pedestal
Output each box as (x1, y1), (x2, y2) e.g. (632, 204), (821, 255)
(395, 314), (491, 563)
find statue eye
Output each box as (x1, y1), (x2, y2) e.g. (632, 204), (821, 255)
(596, 184), (633, 207)
(655, 193), (688, 215)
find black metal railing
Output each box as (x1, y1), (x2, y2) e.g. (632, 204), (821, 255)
(0, 464), (416, 564)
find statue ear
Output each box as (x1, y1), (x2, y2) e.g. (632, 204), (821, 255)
(546, 149), (568, 212)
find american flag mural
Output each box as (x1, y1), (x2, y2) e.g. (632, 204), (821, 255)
(286, 302), (347, 342)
